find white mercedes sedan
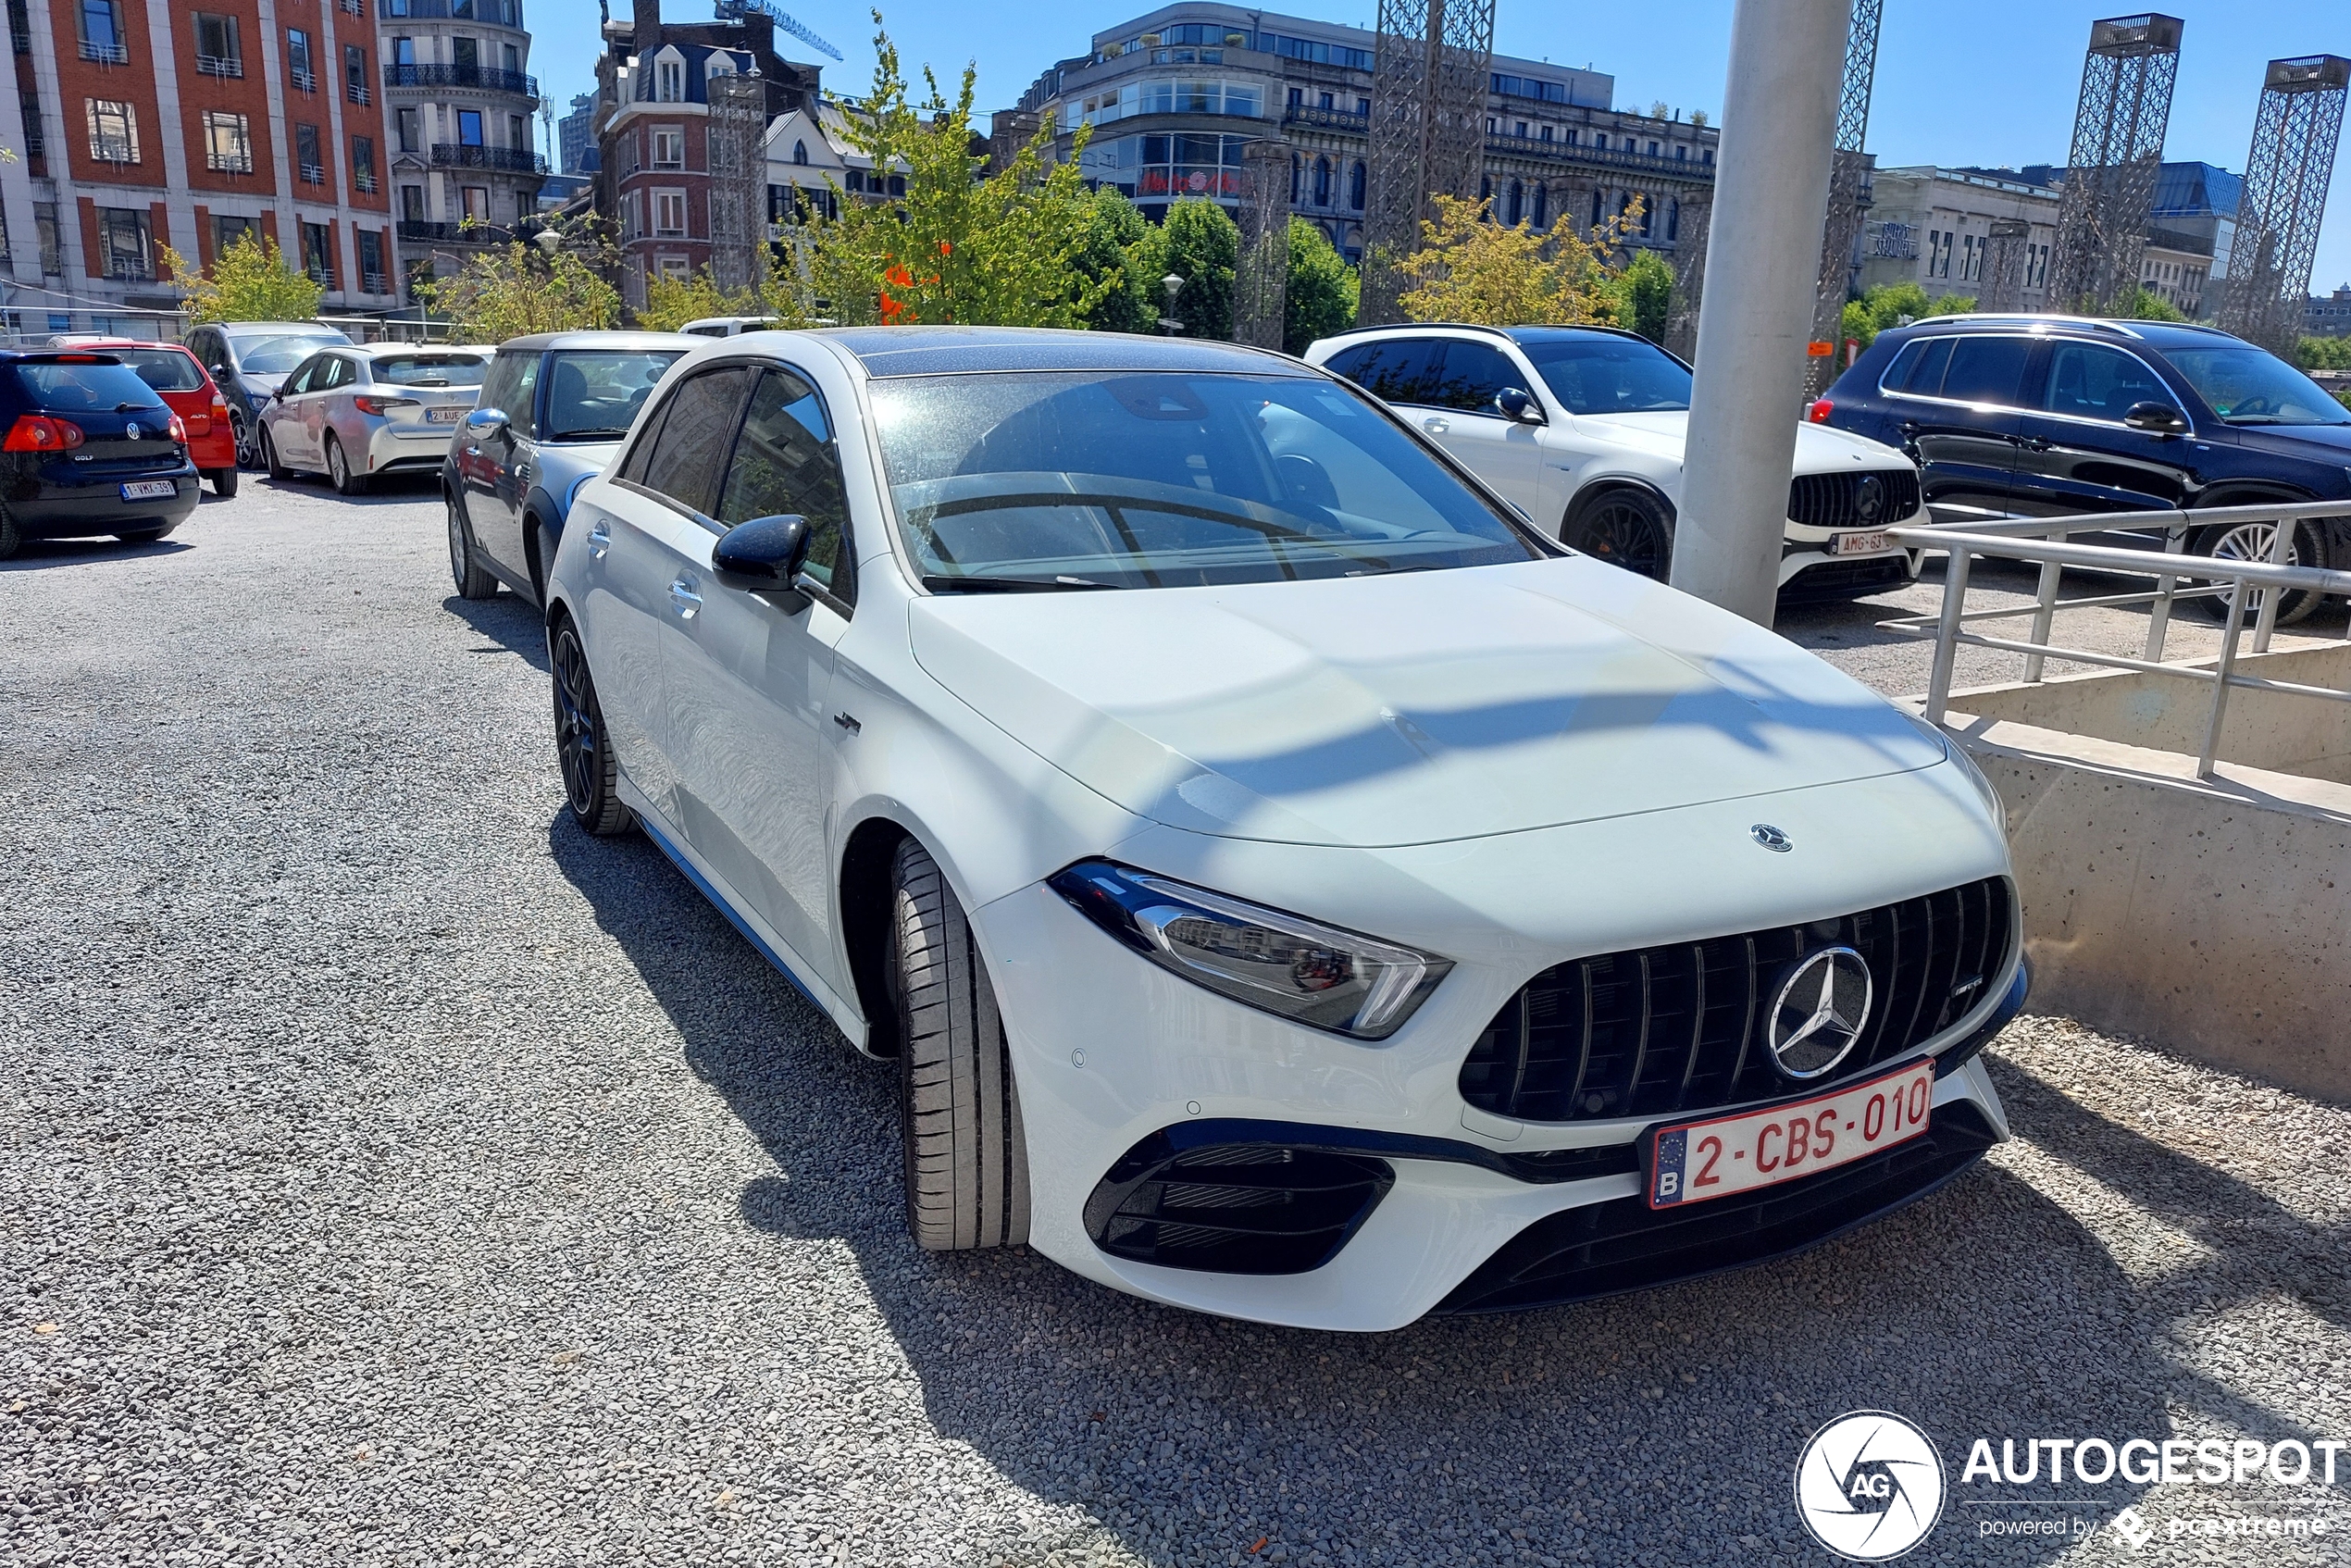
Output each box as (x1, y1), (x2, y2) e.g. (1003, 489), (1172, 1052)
(543, 327), (2026, 1331)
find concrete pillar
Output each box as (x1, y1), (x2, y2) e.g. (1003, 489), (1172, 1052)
(1668, 0), (1851, 627)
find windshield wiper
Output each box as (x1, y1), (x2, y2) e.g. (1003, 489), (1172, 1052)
(921, 574), (1121, 593)
(551, 428), (630, 440)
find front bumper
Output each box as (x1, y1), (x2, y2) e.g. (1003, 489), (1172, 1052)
(976, 764), (2020, 1330)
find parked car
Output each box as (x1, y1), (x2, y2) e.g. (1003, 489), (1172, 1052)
(71, 339), (240, 496)
(1817, 314), (2351, 623)
(0, 349), (198, 558)
(256, 343), (488, 494)
(544, 327), (2026, 1329)
(1305, 324), (1928, 599)
(678, 316), (788, 338)
(181, 321), (353, 471)
(442, 331), (695, 604)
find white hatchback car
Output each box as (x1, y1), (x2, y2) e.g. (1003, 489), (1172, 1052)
(1306, 324), (1927, 598)
(256, 343), (489, 494)
(546, 327), (2025, 1331)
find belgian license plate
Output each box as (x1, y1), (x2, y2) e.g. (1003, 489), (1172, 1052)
(428, 406), (464, 424)
(120, 479), (177, 501)
(1833, 529), (1894, 555)
(1646, 1057), (1934, 1210)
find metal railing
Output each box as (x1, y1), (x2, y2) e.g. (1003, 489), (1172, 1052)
(195, 53), (242, 77)
(1886, 502), (2351, 779)
(429, 143), (544, 173)
(80, 38), (127, 64)
(347, 81), (370, 106)
(382, 62), (537, 96)
(396, 218), (512, 244)
(289, 66), (316, 93)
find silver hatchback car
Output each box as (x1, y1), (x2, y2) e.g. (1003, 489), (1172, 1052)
(257, 344), (489, 494)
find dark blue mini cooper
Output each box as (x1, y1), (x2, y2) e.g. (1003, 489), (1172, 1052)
(1816, 316), (2351, 623)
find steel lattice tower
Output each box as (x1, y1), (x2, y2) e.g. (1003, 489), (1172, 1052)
(2049, 13), (2183, 315)
(2216, 56), (2351, 354)
(706, 71), (771, 293)
(1978, 217), (2034, 312)
(1805, 0), (1879, 397)
(1233, 140), (1293, 350)
(1360, 0), (1496, 327)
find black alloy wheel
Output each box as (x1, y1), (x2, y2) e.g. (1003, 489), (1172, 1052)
(230, 408), (258, 469)
(552, 620), (631, 836)
(1568, 490), (1676, 580)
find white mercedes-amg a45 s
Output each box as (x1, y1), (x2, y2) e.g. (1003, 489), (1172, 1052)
(543, 327), (2026, 1332)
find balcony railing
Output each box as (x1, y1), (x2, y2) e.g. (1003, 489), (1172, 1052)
(341, 0), (362, 13)
(305, 267), (335, 287)
(195, 53), (243, 78)
(205, 151), (254, 174)
(355, 171), (378, 193)
(396, 218), (513, 245)
(1282, 104), (1368, 133)
(104, 259), (155, 282)
(290, 66), (316, 93)
(1483, 131), (1717, 181)
(382, 62), (538, 97)
(80, 38), (127, 64)
(429, 143), (544, 173)
(347, 81), (370, 106)
(361, 270), (388, 292)
(299, 161), (324, 183)
(379, 0), (521, 24)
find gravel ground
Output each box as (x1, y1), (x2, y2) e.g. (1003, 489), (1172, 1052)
(5, 480), (2348, 1568)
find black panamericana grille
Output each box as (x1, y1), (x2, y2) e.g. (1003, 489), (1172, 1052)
(1457, 877), (2013, 1125)
(1786, 467), (1922, 530)
(1084, 1139), (1395, 1276)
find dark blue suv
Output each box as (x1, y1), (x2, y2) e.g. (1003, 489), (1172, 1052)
(1817, 315), (2351, 623)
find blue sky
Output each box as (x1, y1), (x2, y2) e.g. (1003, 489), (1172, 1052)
(535, 0), (2351, 296)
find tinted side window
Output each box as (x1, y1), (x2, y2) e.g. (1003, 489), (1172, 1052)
(476, 351), (526, 425)
(2044, 343), (2170, 422)
(1428, 341), (1524, 412)
(634, 366), (752, 519)
(507, 355), (540, 439)
(281, 357), (317, 395)
(1939, 337), (2032, 407)
(1344, 339), (1439, 404)
(1898, 338), (1954, 395)
(716, 367), (855, 606)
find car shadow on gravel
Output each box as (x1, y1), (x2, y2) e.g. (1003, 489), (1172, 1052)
(546, 813), (2312, 1564)
(444, 591), (550, 674)
(0, 534), (193, 571)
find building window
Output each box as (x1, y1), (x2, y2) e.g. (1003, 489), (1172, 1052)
(508, 114), (527, 152)
(652, 127), (683, 168)
(213, 213), (252, 254)
(85, 97), (138, 163)
(295, 122), (323, 183)
(33, 200), (58, 275)
(400, 184), (425, 222)
(344, 44), (368, 104)
(658, 255), (690, 281)
(452, 33), (478, 77)
(352, 134), (376, 193)
(1666, 197), (1678, 242)
(300, 220), (331, 284)
(457, 109), (483, 147)
(203, 109), (252, 172)
(78, 0), (124, 63)
(1288, 152), (1300, 204)
(656, 59), (683, 102)
(97, 205), (151, 279)
(516, 189), (532, 224)
(193, 12), (241, 76)
(1540, 125), (1553, 143)
(19, 90), (42, 162)
(1312, 156), (1329, 205)
(1591, 189), (1603, 228)
(654, 188), (687, 235)
(392, 34), (414, 67)
(286, 27), (314, 93)
(1594, 133), (1606, 150)
(396, 106), (421, 154)
(792, 138), (808, 166)
(356, 228), (384, 291)
(1505, 179), (1522, 225)
(462, 185), (488, 222)
(1532, 182), (1548, 228)
(1349, 160), (1365, 211)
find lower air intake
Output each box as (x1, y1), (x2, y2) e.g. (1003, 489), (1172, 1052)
(1085, 1134), (1394, 1276)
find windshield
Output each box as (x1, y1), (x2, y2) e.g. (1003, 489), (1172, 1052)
(107, 348), (207, 393)
(375, 354), (487, 388)
(2161, 344), (2351, 427)
(868, 370), (1543, 591)
(543, 350), (683, 439)
(1517, 336), (1693, 415)
(11, 359), (166, 410)
(229, 332), (346, 374)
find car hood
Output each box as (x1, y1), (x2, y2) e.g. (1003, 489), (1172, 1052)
(2226, 420), (2351, 461)
(1575, 412), (1910, 474)
(240, 370), (289, 396)
(908, 557), (1945, 849)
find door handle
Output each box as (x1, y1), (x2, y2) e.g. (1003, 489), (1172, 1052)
(587, 521), (610, 559)
(667, 575), (702, 618)
(833, 712), (861, 734)
(1422, 416), (1449, 434)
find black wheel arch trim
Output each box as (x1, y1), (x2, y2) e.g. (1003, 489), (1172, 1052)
(1563, 477), (1678, 533)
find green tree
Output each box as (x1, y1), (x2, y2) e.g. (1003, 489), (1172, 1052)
(419, 226), (623, 342)
(796, 18), (1108, 328)
(1398, 194), (1644, 326)
(2295, 335), (2351, 370)
(160, 232), (322, 323)
(1158, 198), (1238, 340)
(1929, 292), (1978, 317)
(1282, 218), (1357, 355)
(635, 257), (807, 332)
(1609, 250), (1673, 342)
(2114, 285), (2185, 323)
(1075, 189), (1159, 334)
(1838, 281), (1939, 352)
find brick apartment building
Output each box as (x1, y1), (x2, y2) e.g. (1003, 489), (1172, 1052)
(0, 0), (399, 332)
(593, 0), (816, 307)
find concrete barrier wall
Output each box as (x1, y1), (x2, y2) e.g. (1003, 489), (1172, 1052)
(1946, 643), (2351, 785)
(1941, 709), (2351, 1103)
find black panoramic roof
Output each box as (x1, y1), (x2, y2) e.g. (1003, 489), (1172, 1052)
(820, 326), (1308, 379)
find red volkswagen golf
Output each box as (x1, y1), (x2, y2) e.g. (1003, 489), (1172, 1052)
(74, 339), (240, 497)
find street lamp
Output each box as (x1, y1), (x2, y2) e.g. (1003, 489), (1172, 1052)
(534, 226), (564, 256)
(1158, 272), (1186, 335)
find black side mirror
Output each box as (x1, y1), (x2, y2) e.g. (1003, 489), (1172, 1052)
(210, 363), (230, 379)
(713, 514), (813, 603)
(1497, 386), (1545, 425)
(2123, 401), (2188, 435)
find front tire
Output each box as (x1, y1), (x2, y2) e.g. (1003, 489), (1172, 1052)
(1566, 488), (1676, 580)
(890, 838), (1029, 1252)
(552, 619), (632, 836)
(327, 434), (367, 496)
(204, 467), (240, 498)
(231, 410), (258, 469)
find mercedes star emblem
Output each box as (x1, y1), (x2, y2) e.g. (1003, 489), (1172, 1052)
(1767, 947), (1873, 1080)
(1855, 473), (1885, 524)
(1751, 824), (1793, 852)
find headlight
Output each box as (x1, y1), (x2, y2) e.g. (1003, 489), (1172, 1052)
(1904, 711), (2006, 831)
(246, 391), (270, 411)
(1050, 861), (1451, 1040)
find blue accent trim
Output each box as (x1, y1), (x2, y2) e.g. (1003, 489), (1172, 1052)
(637, 816), (827, 1013)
